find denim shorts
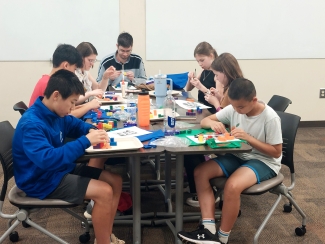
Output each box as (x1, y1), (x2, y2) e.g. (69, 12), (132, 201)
(46, 164), (102, 204)
(213, 153), (276, 183)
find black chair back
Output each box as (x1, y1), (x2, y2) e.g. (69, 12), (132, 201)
(13, 101), (28, 115)
(276, 111), (301, 174)
(0, 121), (15, 202)
(267, 95), (292, 112)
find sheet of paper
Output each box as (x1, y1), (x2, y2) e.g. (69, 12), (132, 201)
(112, 85), (137, 91)
(150, 108), (180, 121)
(101, 104), (127, 110)
(107, 126), (152, 138)
(175, 100), (211, 110)
(186, 134), (240, 144)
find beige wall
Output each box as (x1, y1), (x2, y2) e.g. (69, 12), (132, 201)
(1, 0), (324, 127)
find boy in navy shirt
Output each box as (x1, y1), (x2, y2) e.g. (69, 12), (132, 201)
(13, 70), (123, 244)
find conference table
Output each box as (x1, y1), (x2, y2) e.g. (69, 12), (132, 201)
(79, 90), (252, 244)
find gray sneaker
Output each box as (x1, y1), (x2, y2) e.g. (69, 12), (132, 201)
(186, 194), (200, 207)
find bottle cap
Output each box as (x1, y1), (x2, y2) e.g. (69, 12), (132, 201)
(154, 74), (167, 78)
(139, 89), (149, 95)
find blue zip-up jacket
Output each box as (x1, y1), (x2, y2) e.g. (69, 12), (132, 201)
(12, 97), (93, 199)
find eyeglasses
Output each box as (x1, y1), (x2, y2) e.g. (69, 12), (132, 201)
(87, 58), (97, 64)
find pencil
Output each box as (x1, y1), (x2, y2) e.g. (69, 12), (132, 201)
(194, 69), (196, 78)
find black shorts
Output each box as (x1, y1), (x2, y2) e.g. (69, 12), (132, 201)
(46, 164), (102, 204)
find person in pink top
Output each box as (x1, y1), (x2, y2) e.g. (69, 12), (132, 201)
(29, 44), (107, 118)
(29, 44), (83, 107)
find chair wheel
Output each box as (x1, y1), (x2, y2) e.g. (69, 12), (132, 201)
(283, 203), (292, 213)
(9, 231), (19, 242)
(79, 232), (90, 243)
(295, 226), (306, 236)
(22, 221), (31, 228)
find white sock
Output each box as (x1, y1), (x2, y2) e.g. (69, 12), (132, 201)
(218, 229), (230, 243)
(202, 219), (216, 234)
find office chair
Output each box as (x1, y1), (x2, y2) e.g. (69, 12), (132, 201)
(267, 95), (292, 112)
(210, 111), (306, 244)
(0, 121), (91, 243)
(13, 101), (28, 115)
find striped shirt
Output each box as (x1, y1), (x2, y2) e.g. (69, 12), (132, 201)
(97, 52), (146, 89)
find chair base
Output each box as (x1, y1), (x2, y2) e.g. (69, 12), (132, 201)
(0, 207), (90, 244)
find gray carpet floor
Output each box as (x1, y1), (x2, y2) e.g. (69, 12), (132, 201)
(0, 127), (324, 244)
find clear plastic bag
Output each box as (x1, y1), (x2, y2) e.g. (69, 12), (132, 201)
(112, 110), (130, 121)
(150, 136), (192, 147)
(175, 121), (196, 129)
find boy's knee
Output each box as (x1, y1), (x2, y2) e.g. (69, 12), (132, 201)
(100, 184), (114, 200)
(193, 164), (205, 179)
(224, 179), (241, 194)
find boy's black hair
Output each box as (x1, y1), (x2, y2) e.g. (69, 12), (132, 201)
(117, 32), (133, 48)
(44, 70), (85, 99)
(52, 44), (83, 69)
(228, 78), (256, 101)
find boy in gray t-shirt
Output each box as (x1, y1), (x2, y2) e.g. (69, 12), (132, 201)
(178, 78), (283, 244)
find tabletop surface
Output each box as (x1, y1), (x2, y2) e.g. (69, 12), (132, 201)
(81, 90), (253, 158)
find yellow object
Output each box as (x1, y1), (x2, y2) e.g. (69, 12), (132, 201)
(198, 134), (204, 142)
(150, 114), (154, 119)
(108, 121), (114, 128)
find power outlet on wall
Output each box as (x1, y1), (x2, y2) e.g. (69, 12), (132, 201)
(320, 88), (325, 98)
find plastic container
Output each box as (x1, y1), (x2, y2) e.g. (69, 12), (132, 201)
(137, 89), (150, 127)
(127, 93), (137, 124)
(163, 90), (176, 136)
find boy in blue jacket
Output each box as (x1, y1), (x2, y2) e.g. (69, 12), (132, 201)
(13, 69), (123, 244)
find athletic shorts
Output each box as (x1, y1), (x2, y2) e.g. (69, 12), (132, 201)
(46, 164), (102, 204)
(212, 153), (276, 183)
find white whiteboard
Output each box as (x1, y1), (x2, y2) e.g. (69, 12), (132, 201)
(0, 0), (119, 61)
(146, 0), (325, 60)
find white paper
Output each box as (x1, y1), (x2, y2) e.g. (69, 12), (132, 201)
(107, 126), (152, 138)
(186, 134), (240, 144)
(101, 104), (127, 110)
(112, 85), (137, 91)
(149, 90), (182, 96)
(150, 108), (180, 121)
(175, 100), (211, 110)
